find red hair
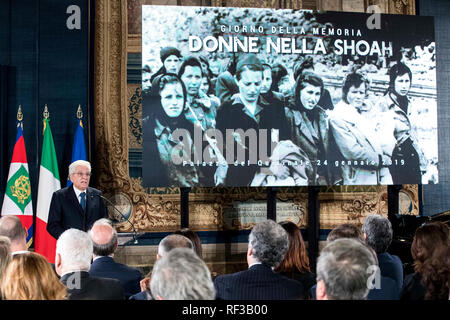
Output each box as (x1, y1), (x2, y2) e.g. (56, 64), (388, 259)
(275, 221), (310, 273)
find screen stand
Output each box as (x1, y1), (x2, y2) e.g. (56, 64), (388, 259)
(180, 187), (191, 228)
(267, 187), (278, 221)
(307, 186), (320, 273)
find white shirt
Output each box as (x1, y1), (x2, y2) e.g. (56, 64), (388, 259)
(73, 185), (87, 204)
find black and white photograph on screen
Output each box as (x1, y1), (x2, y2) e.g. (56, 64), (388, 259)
(141, 5), (438, 188)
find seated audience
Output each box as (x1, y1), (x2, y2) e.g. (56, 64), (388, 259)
(214, 220), (304, 300)
(311, 222), (399, 300)
(129, 234), (194, 300)
(0, 215), (29, 255)
(274, 221), (316, 298)
(173, 228), (203, 259)
(316, 238), (376, 300)
(55, 228), (125, 300)
(150, 248), (215, 300)
(1, 252), (67, 300)
(88, 219), (142, 298)
(401, 222), (449, 300)
(363, 215), (403, 292)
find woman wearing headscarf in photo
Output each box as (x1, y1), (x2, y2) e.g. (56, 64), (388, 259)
(376, 62), (424, 184)
(215, 54), (290, 186)
(285, 72), (333, 185)
(329, 72), (396, 185)
(149, 46), (183, 84)
(142, 73), (199, 187)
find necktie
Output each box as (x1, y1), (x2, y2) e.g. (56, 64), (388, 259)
(80, 192), (86, 212)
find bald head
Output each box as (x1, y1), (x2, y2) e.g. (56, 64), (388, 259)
(88, 221), (117, 257)
(0, 216), (27, 252)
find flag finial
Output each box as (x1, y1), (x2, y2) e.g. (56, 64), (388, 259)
(17, 105), (23, 121)
(77, 105), (83, 119)
(43, 104), (49, 119)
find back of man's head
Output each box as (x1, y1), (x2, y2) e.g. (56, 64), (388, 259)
(249, 220), (289, 267)
(157, 234), (193, 258)
(362, 215), (393, 254)
(316, 238), (376, 300)
(327, 223), (364, 243)
(89, 219), (117, 257)
(0, 216), (26, 246)
(56, 229), (93, 274)
(150, 248), (215, 300)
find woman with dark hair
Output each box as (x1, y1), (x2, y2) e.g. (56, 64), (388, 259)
(179, 56), (219, 131)
(285, 71), (332, 185)
(275, 221), (315, 298)
(142, 73), (199, 187)
(293, 56), (334, 110)
(329, 72), (395, 185)
(401, 222), (449, 300)
(216, 54), (290, 186)
(377, 62), (424, 184)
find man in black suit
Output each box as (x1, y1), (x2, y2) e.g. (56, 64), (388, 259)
(55, 228), (124, 300)
(88, 219), (142, 298)
(47, 160), (107, 240)
(214, 220), (304, 300)
(363, 215), (403, 294)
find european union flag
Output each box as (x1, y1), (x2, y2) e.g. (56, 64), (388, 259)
(67, 119), (87, 187)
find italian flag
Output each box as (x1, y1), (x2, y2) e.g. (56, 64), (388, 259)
(1, 122), (34, 247)
(35, 118), (60, 263)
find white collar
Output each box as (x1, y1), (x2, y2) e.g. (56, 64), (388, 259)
(12, 250), (29, 256)
(248, 262), (262, 269)
(73, 185), (87, 199)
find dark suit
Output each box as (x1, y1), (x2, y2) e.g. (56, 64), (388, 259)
(214, 264), (304, 300)
(89, 256), (142, 299)
(47, 185), (107, 239)
(60, 271), (125, 300)
(377, 252), (403, 292)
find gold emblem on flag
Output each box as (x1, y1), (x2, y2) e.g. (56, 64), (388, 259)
(10, 175), (31, 204)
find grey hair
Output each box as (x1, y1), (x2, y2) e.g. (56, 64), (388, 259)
(88, 220), (117, 257)
(150, 248), (215, 300)
(56, 229), (93, 271)
(248, 220), (289, 267)
(316, 238), (376, 300)
(362, 214), (393, 254)
(158, 234), (193, 257)
(69, 160), (91, 175)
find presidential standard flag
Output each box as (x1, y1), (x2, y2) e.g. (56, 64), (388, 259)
(1, 116), (34, 247)
(67, 111), (87, 187)
(35, 117), (60, 263)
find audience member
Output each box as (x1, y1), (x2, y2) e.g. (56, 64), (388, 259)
(129, 234), (194, 300)
(150, 247), (215, 300)
(173, 228), (203, 258)
(326, 223), (365, 242)
(275, 221), (315, 298)
(363, 215), (403, 291)
(88, 219), (142, 298)
(401, 222), (449, 300)
(316, 238), (376, 300)
(0, 215), (29, 255)
(1, 252), (67, 300)
(214, 220), (304, 300)
(55, 228), (124, 300)
(0, 236), (11, 290)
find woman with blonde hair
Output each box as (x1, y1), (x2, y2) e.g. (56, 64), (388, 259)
(0, 236), (11, 288)
(1, 252), (68, 300)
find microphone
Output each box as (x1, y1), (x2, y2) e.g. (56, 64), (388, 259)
(93, 193), (138, 244)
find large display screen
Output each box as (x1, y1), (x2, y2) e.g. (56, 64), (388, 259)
(141, 5), (437, 187)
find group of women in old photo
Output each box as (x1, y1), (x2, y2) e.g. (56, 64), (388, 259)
(142, 46), (424, 187)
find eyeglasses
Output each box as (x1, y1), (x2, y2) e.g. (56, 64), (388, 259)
(74, 172), (91, 177)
